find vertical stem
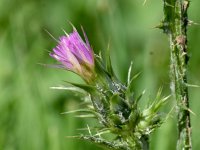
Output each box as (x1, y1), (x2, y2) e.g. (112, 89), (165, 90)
(141, 135), (149, 150)
(162, 0), (192, 149)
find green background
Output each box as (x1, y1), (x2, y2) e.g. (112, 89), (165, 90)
(0, 0), (199, 149)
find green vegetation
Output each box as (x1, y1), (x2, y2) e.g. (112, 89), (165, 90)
(0, 0), (200, 149)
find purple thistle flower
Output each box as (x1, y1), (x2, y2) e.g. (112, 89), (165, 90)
(50, 27), (95, 82)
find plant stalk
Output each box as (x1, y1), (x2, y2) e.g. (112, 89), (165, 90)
(141, 135), (149, 150)
(161, 0), (192, 149)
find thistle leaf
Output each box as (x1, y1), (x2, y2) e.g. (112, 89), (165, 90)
(50, 86), (86, 94)
(127, 72), (141, 87)
(110, 94), (131, 121)
(61, 109), (95, 115)
(105, 43), (115, 77)
(75, 114), (96, 118)
(110, 94), (129, 113)
(126, 72), (141, 98)
(94, 56), (112, 78)
(136, 90), (146, 104)
(64, 81), (96, 94)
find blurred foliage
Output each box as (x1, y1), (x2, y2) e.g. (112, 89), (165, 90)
(0, 0), (199, 150)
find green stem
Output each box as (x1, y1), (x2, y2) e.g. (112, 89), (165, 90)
(161, 0), (192, 149)
(141, 135), (149, 150)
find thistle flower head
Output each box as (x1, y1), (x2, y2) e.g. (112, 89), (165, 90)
(50, 27), (95, 82)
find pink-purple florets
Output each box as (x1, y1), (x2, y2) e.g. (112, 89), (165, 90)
(50, 28), (94, 79)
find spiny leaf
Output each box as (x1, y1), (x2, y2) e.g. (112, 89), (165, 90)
(110, 94), (131, 121)
(61, 109), (95, 115)
(149, 87), (163, 107)
(110, 94), (130, 113)
(147, 94), (170, 115)
(75, 114), (96, 118)
(105, 43), (115, 77)
(136, 90), (146, 104)
(154, 94), (170, 108)
(127, 72), (141, 88)
(94, 56), (112, 78)
(64, 81), (96, 93)
(50, 86), (86, 94)
(150, 89), (170, 112)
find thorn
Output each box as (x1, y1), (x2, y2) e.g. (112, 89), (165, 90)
(94, 53), (102, 60)
(165, 105), (176, 120)
(61, 28), (69, 37)
(183, 1), (189, 11)
(153, 21), (169, 32)
(44, 29), (59, 42)
(142, 90), (146, 95)
(164, 2), (174, 7)
(153, 23), (164, 29)
(188, 20), (200, 26)
(38, 63), (65, 69)
(94, 130), (111, 136)
(42, 49), (52, 53)
(95, 131), (102, 138)
(60, 109), (93, 115)
(153, 22), (170, 35)
(76, 127), (95, 131)
(185, 83), (200, 88)
(143, 0), (147, 5)
(107, 38), (111, 51)
(65, 135), (79, 138)
(87, 124), (92, 136)
(68, 20), (76, 31)
(37, 62), (48, 66)
(187, 108), (196, 116)
(50, 86), (68, 90)
(50, 86), (86, 95)
(127, 61), (133, 85)
(75, 114), (95, 118)
(180, 104), (196, 116)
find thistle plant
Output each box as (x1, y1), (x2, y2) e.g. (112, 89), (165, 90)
(49, 26), (169, 150)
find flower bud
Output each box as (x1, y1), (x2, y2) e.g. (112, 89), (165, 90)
(50, 27), (95, 82)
